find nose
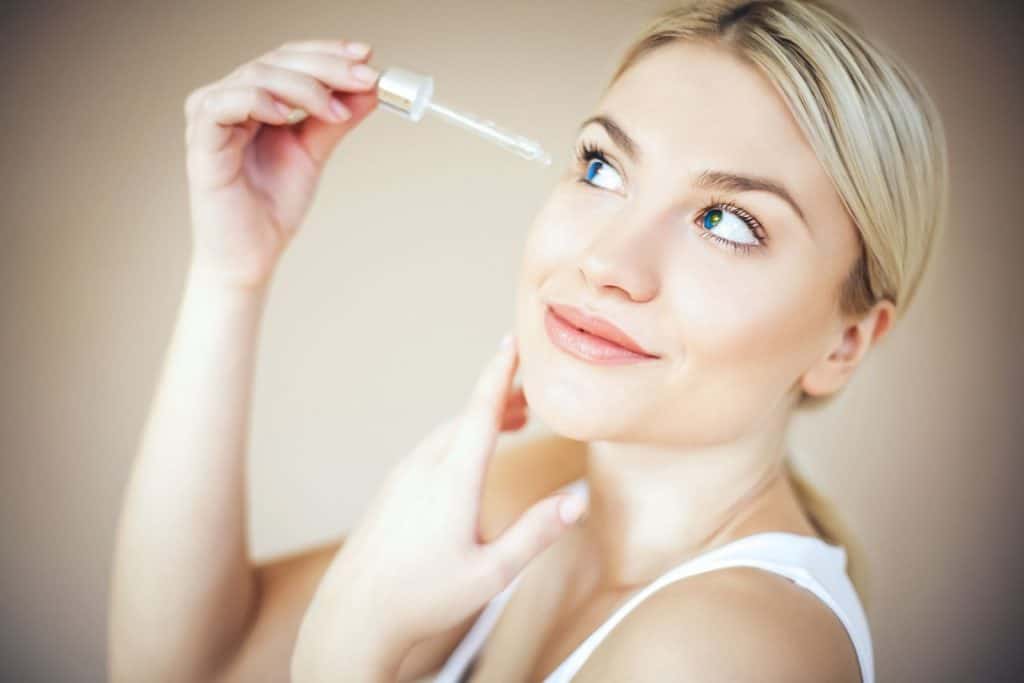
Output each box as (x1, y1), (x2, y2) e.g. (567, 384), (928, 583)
(577, 212), (663, 303)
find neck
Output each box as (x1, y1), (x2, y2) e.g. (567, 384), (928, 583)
(577, 423), (797, 588)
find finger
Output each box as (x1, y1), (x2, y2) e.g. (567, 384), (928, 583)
(257, 49), (379, 96)
(225, 61), (349, 125)
(476, 491), (586, 591)
(443, 334), (519, 475)
(281, 39), (374, 62)
(294, 90), (378, 166)
(185, 81), (270, 142)
(189, 85), (289, 153)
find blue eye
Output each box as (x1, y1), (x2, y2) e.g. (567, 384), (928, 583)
(583, 158), (622, 191)
(576, 141), (624, 191)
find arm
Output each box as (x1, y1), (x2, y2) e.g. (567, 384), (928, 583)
(218, 434), (587, 683)
(109, 265), (272, 682)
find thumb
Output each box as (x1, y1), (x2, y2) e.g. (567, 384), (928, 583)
(480, 491), (587, 588)
(297, 91), (379, 166)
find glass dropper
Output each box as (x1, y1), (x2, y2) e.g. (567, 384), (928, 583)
(368, 65), (553, 165)
(420, 98), (551, 166)
(280, 66), (552, 165)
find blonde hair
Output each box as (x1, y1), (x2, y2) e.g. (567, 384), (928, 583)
(608, 0), (949, 601)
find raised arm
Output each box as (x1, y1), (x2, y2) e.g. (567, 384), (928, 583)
(109, 266), (272, 681)
(108, 36), (381, 682)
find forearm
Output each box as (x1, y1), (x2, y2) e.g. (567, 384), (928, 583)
(109, 261), (271, 681)
(292, 618), (407, 683)
(291, 560), (412, 683)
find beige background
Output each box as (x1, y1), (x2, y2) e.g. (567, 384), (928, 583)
(2, 1), (1021, 680)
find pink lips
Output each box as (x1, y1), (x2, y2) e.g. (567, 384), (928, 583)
(544, 303), (659, 365)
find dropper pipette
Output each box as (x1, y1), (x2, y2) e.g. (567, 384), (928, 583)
(376, 66), (551, 166)
(419, 98), (552, 166)
(284, 65), (551, 166)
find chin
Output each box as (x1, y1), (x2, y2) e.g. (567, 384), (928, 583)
(519, 365), (643, 442)
(515, 315), (661, 442)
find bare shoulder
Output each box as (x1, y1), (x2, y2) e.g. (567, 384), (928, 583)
(574, 567), (862, 683)
(217, 432), (585, 682)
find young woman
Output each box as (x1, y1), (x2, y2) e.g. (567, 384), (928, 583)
(109, 1), (947, 681)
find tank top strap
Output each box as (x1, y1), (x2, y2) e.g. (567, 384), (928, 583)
(542, 529), (874, 683)
(434, 478), (874, 683)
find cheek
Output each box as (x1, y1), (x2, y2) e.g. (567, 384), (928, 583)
(664, 258), (834, 403)
(519, 190), (596, 281)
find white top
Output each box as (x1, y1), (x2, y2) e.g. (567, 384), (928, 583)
(434, 478), (874, 683)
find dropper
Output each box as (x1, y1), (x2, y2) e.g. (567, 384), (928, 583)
(281, 65), (551, 166)
(375, 66), (551, 166)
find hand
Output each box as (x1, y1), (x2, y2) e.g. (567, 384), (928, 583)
(183, 38), (380, 289)
(291, 334), (588, 681)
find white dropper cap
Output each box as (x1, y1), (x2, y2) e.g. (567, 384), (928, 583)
(377, 66), (435, 122)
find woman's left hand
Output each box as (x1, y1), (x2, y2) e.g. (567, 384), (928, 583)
(291, 333), (589, 682)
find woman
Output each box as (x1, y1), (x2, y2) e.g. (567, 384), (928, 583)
(109, 1), (947, 681)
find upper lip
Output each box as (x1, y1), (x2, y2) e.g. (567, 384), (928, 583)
(547, 302), (659, 357)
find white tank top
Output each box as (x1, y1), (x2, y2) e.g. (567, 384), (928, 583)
(434, 478), (874, 683)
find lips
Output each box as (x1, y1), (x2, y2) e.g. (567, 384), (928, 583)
(546, 302), (658, 358)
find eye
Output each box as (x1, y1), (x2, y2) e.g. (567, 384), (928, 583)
(574, 140), (624, 192)
(696, 200), (767, 255)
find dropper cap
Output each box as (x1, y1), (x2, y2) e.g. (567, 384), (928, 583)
(377, 67), (434, 122)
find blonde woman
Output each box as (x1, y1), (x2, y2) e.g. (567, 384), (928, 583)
(109, 1), (947, 681)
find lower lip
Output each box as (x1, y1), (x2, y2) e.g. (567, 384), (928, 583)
(544, 306), (659, 365)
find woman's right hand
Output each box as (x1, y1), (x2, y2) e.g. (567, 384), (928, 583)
(183, 39), (380, 289)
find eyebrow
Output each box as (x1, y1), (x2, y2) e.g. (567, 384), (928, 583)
(578, 114), (808, 223)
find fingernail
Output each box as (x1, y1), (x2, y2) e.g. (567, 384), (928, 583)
(559, 494), (586, 525)
(345, 41), (371, 58)
(329, 94), (351, 121)
(285, 108), (308, 125)
(352, 63), (379, 84)
(499, 333), (515, 350)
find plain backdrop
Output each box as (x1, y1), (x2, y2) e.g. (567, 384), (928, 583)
(2, 1), (1022, 680)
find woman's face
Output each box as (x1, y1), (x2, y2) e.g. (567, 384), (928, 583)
(514, 41), (863, 446)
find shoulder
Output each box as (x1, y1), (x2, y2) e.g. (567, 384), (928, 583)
(573, 566), (862, 683)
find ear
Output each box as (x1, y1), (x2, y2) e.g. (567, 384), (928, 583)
(800, 299), (896, 398)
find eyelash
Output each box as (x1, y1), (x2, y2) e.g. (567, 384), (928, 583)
(573, 140), (768, 255)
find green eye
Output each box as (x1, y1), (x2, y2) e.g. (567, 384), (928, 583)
(703, 209), (723, 229)
(697, 202), (765, 254)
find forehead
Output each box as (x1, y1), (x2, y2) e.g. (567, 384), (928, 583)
(598, 41), (834, 208)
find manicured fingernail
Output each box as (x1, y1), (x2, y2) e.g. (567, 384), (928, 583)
(499, 333), (515, 350)
(559, 494), (586, 525)
(345, 41), (371, 58)
(352, 63), (379, 84)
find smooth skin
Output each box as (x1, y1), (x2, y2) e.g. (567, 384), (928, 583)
(289, 336), (591, 681)
(498, 40), (884, 682)
(110, 34), (882, 683)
